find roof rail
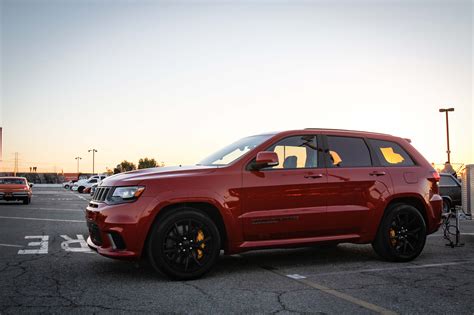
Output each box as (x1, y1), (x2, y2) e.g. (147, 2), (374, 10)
(304, 128), (391, 136)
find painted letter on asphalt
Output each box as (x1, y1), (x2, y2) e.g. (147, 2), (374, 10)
(18, 235), (49, 254)
(60, 234), (91, 252)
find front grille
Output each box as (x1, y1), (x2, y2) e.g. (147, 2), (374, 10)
(87, 221), (102, 246)
(92, 187), (112, 202)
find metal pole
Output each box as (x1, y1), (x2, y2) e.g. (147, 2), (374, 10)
(445, 111), (451, 163)
(88, 149), (97, 174)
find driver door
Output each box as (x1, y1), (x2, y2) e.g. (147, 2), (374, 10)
(241, 135), (327, 241)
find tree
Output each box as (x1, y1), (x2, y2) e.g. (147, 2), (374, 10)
(138, 157), (158, 169)
(113, 160), (137, 174)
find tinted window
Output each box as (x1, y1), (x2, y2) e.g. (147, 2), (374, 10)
(440, 175), (458, 186)
(326, 136), (371, 167)
(265, 135), (318, 169)
(0, 178), (26, 185)
(369, 139), (415, 167)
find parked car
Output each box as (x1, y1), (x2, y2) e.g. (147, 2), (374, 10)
(73, 175), (107, 193)
(0, 177), (32, 204)
(439, 173), (462, 213)
(90, 183), (98, 196)
(86, 129), (442, 280)
(63, 180), (77, 189)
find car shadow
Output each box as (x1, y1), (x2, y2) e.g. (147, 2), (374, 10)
(86, 244), (380, 282)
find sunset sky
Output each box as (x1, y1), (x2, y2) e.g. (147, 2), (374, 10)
(1, 0), (472, 173)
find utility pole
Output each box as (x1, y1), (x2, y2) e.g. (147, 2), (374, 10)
(75, 156), (82, 173)
(439, 107), (455, 163)
(14, 152), (18, 176)
(88, 149), (97, 174)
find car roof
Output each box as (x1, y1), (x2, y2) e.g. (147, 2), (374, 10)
(0, 176), (27, 180)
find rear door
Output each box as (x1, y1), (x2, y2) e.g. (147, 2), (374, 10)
(323, 135), (392, 236)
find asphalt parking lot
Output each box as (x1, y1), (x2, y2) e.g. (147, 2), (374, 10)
(0, 187), (473, 314)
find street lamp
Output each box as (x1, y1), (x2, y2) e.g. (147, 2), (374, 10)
(88, 149), (98, 174)
(439, 107), (455, 163)
(75, 156), (82, 173)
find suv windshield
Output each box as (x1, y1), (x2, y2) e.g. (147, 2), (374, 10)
(198, 134), (273, 166)
(0, 178), (26, 185)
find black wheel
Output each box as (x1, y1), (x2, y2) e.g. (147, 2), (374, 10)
(147, 208), (221, 280)
(23, 198), (31, 205)
(442, 199), (451, 214)
(78, 186), (85, 193)
(64, 185), (69, 189)
(372, 204), (426, 262)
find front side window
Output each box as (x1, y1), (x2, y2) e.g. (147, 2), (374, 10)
(327, 136), (372, 167)
(264, 135), (318, 169)
(199, 134), (274, 166)
(369, 139), (415, 167)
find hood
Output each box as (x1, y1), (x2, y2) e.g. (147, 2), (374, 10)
(101, 165), (219, 186)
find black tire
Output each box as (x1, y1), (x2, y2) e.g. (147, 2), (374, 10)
(64, 185), (69, 189)
(147, 208), (221, 280)
(372, 204), (426, 262)
(23, 198), (31, 205)
(442, 199), (451, 214)
(78, 186), (85, 194)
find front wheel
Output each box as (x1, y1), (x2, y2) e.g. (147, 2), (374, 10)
(147, 208), (221, 280)
(78, 186), (85, 193)
(23, 197), (31, 205)
(372, 204), (426, 262)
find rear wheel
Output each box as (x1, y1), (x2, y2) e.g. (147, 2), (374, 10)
(372, 204), (426, 262)
(22, 197), (31, 205)
(78, 186), (85, 193)
(147, 208), (221, 280)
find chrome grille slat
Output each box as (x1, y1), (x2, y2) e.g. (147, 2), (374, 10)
(92, 187), (110, 202)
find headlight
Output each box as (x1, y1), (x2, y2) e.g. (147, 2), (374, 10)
(106, 186), (145, 205)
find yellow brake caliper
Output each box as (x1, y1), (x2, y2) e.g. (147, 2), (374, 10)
(196, 230), (205, 259)
(389, 228), (397, 246)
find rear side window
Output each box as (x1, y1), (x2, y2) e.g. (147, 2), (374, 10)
(439, 175), (458, 187)
(369, 139), (415, 167)
(326, 136), (372, 167)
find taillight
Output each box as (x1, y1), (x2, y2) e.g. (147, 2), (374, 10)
(430, 171), (440, 182)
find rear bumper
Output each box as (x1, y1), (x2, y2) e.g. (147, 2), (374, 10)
(428, 194), (443, 233)
(0, 192), (31, 200)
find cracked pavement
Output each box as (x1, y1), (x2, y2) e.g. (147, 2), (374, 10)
(1, 187), (473, 314)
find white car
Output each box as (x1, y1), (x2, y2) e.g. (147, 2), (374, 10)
(62, 181), (76, 189)
(72, 175), (107, 193)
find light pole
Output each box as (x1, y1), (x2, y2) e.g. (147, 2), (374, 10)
(439, 107), (455, 163)
(88, 149), (98, 174)
(75, 156), (82, 173)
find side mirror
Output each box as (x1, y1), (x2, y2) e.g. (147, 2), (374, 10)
(29, 183), (34, 188)
(253, 151), (279, 170)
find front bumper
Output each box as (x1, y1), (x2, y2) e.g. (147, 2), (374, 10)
(85, 196), (154, 259)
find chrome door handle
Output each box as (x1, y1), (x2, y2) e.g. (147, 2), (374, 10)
(304, 174), (324, 179)
(369, 171), (386, 176)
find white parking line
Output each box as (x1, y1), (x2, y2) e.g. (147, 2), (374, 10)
(306, 260), (474, 277)
(69, 192), (89, 201)
(0, 243), (23, 248)
(0, 207), (83, 212)
(0, 216), (85, 223)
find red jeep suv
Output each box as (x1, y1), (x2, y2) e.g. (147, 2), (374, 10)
(86, 129), (442, 280)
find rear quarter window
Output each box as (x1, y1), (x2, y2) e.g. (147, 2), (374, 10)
(369, 139), (415, 167)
